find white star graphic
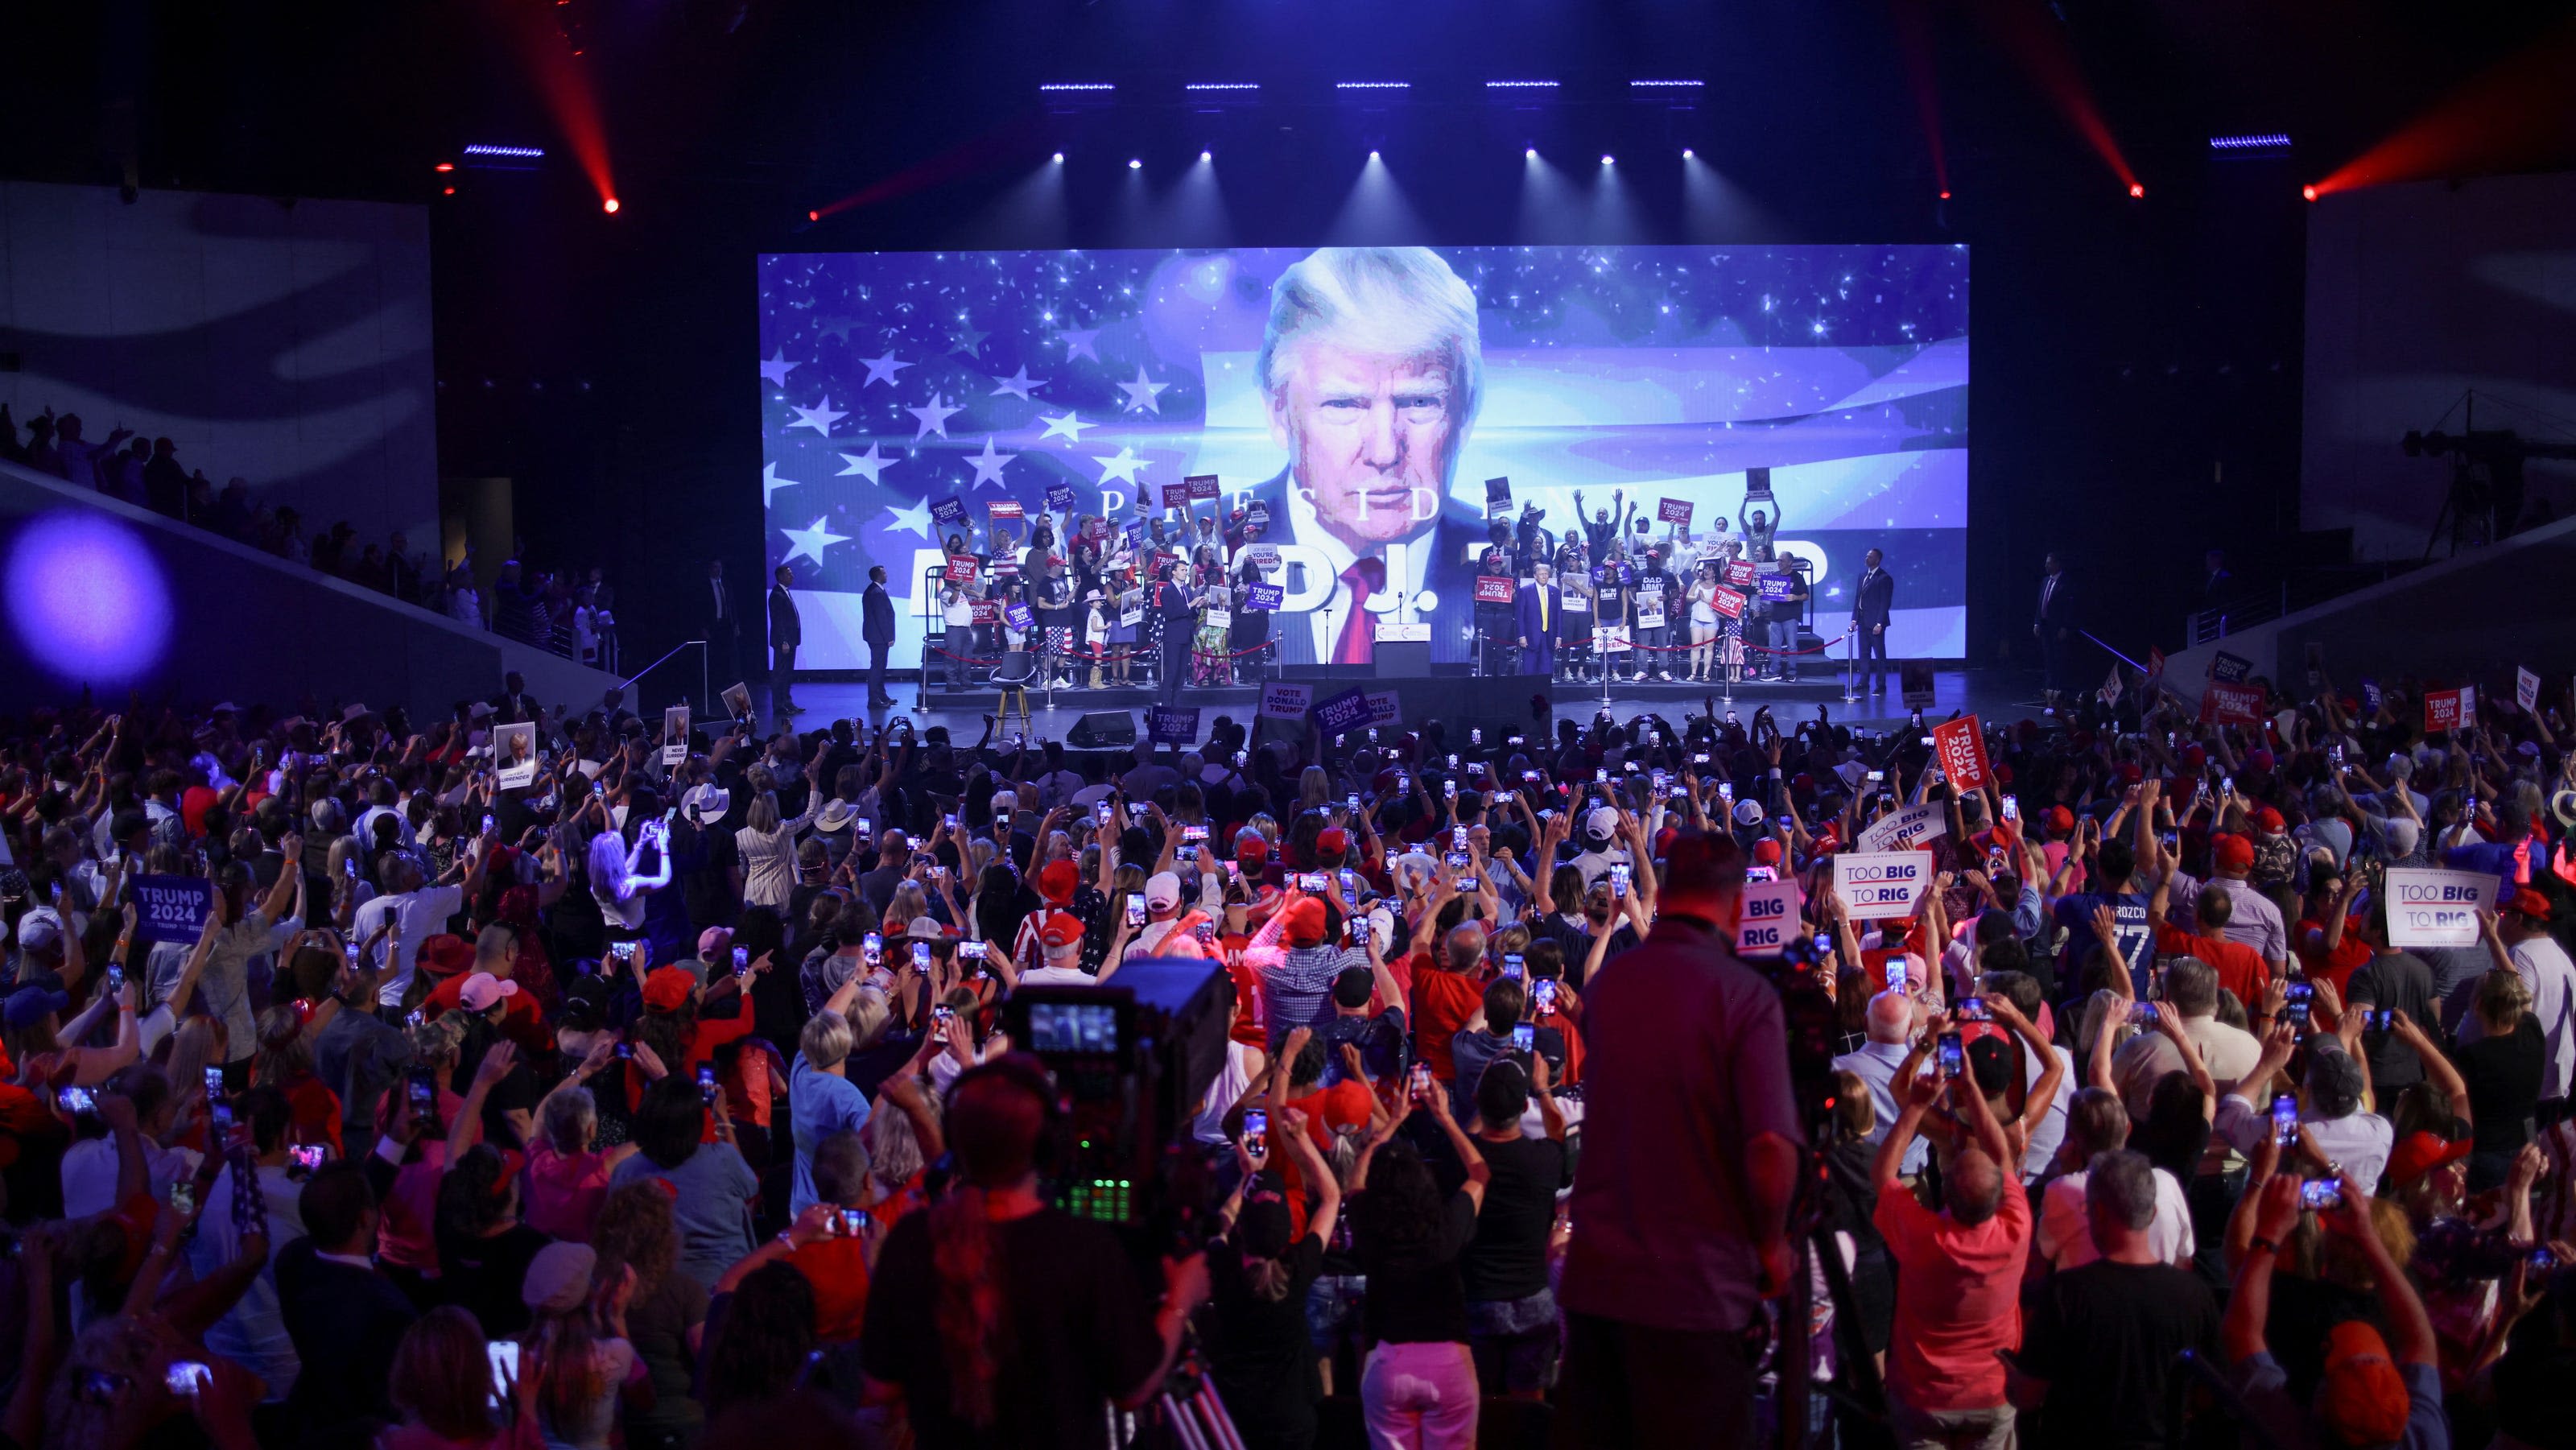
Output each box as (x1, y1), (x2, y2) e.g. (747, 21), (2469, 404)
(989, 366), (1042, 401)
(835, 444), (894, 485)
(880, 498), (935, 539)
(907, 395), (963, 440)
(778, 515), (849, 568)
(1117, 366), (1169, 414)
(1092, 447), (1150, 486)
(1057, 326), (1102, 361)
(1037, 411), (1096, 443)
(761, 462), (802, 507)
(786, 399), (845, 436)
(966, 436), (1016, 488)
(859, 351), (914, 389)
(758, 350), (801, 387)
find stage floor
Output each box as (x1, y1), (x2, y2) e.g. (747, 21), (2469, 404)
(758, 667), (2054, 740)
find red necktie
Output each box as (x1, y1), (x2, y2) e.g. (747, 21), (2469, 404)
(1334, 560), (1381, 664)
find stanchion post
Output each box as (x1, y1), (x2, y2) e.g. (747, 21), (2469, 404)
(1842, 629), (1859, 707)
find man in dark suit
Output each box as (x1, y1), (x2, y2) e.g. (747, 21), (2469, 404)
(279, 1161), (418, 1445)
(1154, 562), (1197, 705)
(862, 564), (898, 707)
(704, 560), (741, 688)
(1242, 245), (1491, 668)
(489, 670), (536, 725)
(1514, 562), (1562, 679)
(1852, 547), (1896, 694)
(769, 563), (803, 716)
(2035, 550), (2077, 704)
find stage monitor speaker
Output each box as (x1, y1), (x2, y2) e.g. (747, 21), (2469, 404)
(1067, 710), (1137, 749)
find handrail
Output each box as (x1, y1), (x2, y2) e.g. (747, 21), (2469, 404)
(618, 639), (710, 715)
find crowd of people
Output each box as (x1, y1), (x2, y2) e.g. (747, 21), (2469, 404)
(0, 665), (2571, 1450)
(0, 404), (619, 669)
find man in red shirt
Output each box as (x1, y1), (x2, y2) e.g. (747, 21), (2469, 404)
(2149, 873), (2273, 1010)
(2291, 868), (2372, 999)
(1873, 1038), (2032, 1448)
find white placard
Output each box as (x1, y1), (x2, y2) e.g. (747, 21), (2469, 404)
(1834, 850), (1932, 920)
(1259, 682), (1313, 720)
(1735, 876), (1805, 958)
(661, 706), (690, 766)
(1364, 690), (1403, 726)
(2519, 666), (2541, 712)
(1202, 608), (1232, 630)
(2384, 867), (2502, 948)
(1858, 801), (1949, 853)
(1634, 605), (1667, 630)
(1596, 625), (1630, 654)
(494, 723), (540, 790)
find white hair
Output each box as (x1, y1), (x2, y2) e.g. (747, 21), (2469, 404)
(1257, 246), (1483, 428)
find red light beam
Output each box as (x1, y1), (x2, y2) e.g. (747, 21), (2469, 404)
(1964, 0), (2136, 192)
(2311, 16), (2576, 196)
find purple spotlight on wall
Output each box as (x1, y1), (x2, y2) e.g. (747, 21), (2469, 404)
(6, 511), (172, 681)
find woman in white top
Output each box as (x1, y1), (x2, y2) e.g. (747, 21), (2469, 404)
(1687, 561), (1723, 683)
(733, 755), (827, 910)
(587, 812), (672, 940)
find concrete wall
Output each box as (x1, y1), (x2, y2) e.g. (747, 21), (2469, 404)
(0, 180), (436, 543)
(0, 459), (623, 721)
(2164, 511), (2576, 690)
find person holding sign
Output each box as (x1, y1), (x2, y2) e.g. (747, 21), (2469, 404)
(1686, 560), (1722, 684)
(1228, 551), (1271, 680)
(1191, 555), (1235, 687)
(1632, 544), (1674, 682)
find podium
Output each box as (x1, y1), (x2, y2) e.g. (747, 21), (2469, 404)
(1373, 621), (1430, 678)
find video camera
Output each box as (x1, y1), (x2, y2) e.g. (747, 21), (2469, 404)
(1001, 957), (1235, 1250)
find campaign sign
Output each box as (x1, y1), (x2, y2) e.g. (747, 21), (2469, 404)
(943, 556), (980, 585)
(1245, 499), (1270, 527)
(494, 723), (540, 789)
(969, 599), (1001, 625)
(131, 875), (214, 944)
(2201, 682), (2264, 725)
(1474, 575), (1517, 605)
(1246, 543), (1282, 572)
(930, 496), (968, 527)
(2518, 667), (2541, 713)
(1084, 516), (1110, 540)
(1312, 686), (1373, 736)
(1859, 801), (1950, 853)
(1260, 682), (1314, 720)
(1044, 482), (1077, 512)
(1004, 602), (1035, 632)
(2424, 686), (2473, 733)
(1901, 660), (1935, 708)
(661, 705), (690, 766)
(1122, 521), (1146, 547)
(1657, 498), (1695, 527)
(2211, 651), (2253, 684)
(1484, 476), (1513, 514)
(1596, 625), (1632, 654)
(1119, 591), (1146, 627)
(1711, 587), (1747, 621)
(1245, 583), (1286, 612)
(2360, 679), (2382, 714)
(1364, 690), (1404, 727)
(1758, 573), (1795, 602)
(2384, 868), (2500, 948)
(1835, 851), (1931, 920)
(1185, 473), (1220, 501)
(1723, 561), (1759, 588)
(1931, 716), (1989, 791)
(1146, 706), (1200, 746)
(988, 499), (1025, 522)
(1161, 481), (1194, 510)
(1734, 876), (1803, 958)
(2146, 646), (2165, 685)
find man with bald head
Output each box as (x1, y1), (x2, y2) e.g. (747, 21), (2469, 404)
(1832, 989), (1929, 1175)
(1875, 1047), (2032, 1448)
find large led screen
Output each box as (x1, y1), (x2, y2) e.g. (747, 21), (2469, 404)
(756, 245), (1966, 668)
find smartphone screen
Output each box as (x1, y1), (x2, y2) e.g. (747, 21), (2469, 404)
(731, 946), (749, 977)
(1125, 894), (1146, 927)
(1501, 953), (1525, 978)
(911, 941), (931, 969)
(486, 1341), (519, 1402)
(407, 1071), (436, 1117)
(2272, 1095), (2299, 1147)
(696, 1064), (718, 1103)
(1935, 1032), (1964, 1076)
(1534, 978), (1556, 1012)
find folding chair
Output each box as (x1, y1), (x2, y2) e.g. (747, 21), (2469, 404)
(989, 648), (1038, 735)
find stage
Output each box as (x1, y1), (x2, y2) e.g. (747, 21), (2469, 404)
(754, 665), (2050, 742)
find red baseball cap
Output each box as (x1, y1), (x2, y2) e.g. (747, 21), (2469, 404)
(1752, 838), (1784, 867)
(2253, 807), (2286, 833)
(2508, 888), (2553, 922)
(2213, 833), (2256, 873)
(642, 965), (695, 1013)
(2317, 1322), (2410, 1448)
(2382, 1130), (2472, 1187)
(1238, 835), (1271, 865)
(1038, 859), (1079, 906)
(1316, 827), (1349, 857)
(1282, 897), (1329, 948)
(1039, 911), (1088, 948)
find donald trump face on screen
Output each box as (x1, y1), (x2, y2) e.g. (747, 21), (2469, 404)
(1258, 246), (1482, 551)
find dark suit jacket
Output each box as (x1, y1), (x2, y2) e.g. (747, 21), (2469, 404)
(1240, 466), (1488, 665)
(2036, 572), (2076, 633)
(276, 1237), (417, 1436)
(770, 583), (803, 648)
(861, 582), (897, 645)
(1854, 567), (1895, 629)
(488, 690), (535, 725)
(1513, 583), (1561, 647)
(705, 576), (740, 636)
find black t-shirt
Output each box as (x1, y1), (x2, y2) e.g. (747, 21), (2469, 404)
(1356, 1190), (1477, 1345)
(2017, 1260), (2219, 1449)
(2451, 1016), (2546, 1155)
(436, 1221), (555, 1336)
(1203, 1233), (1324, 1427)
(861, 1207), (1161, 1450)
(2346, 950), (2438, 1090)
(1460, 1135), (1567, 1303)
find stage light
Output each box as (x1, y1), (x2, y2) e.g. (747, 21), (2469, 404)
(1601, 155), (1615, 166)
(603, 196), (621, 213)
(433, 163), (453, 172)
(1185, 82), (1259, 92)
(1486, 80), (1558, 89)
(1680, 148), (1694, 159)
(2302, 184), (2318, 201)
(2209, 133), (2293, 152)
(1039, 83), (1115, 93)
(1629, 79), (1704, 89)
(1199, 150), (1212, 161)
(443, 186), (456, 196)
(807, 209), (819, 221)
(1128, 158), (1141, 170)
(463, 143), (546, 159)
(1525, 147), (1538, 159)
(1051, 152), (1065, 163)
(1939, 189), (1951, 200)
(1369, 150), (1381, 159)
(1337, 81), (1410, 91)
(2128, 182), (2144, 198)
